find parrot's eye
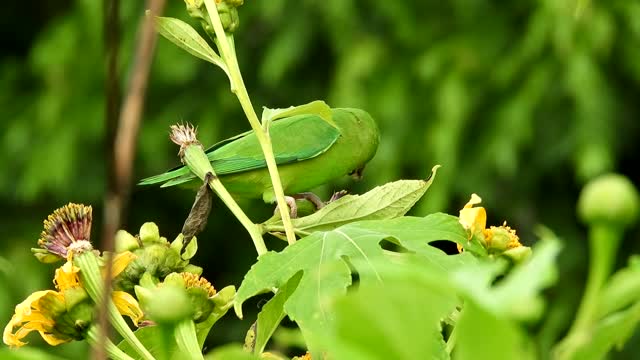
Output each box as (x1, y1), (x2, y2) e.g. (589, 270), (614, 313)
(349, 167), (364, 181)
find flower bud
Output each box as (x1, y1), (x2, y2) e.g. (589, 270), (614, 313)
(115, 230), (140, 253)
(578, 173), (639, 228)
(217, 2), (240, 33)
(501, 246), (532, 263)
(139, 222), (161, 244)
(136, 285), (193, 324)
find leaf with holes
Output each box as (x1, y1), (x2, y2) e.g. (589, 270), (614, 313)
(235, 213), (472, 354)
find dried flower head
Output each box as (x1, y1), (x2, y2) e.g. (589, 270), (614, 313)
(170, 123), (201, 159)
(37, 204), (93, 259)
(181, 272), (216, 297)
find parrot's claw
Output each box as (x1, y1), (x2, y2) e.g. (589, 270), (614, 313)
(329, 190), (348, 203)
(274, 196), (299, 218)
(293, 192), (325, 210)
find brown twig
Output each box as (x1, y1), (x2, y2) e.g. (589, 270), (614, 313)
(98, 1), (165, 359)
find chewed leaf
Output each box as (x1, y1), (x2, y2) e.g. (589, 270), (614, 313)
(261, 100), (334, 128)
(151, 15), (229, 79)
(264, 166), (440, 234)
(235, 214), (472, 353)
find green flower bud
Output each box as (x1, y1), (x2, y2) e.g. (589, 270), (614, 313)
(578, 173), (640, 228)
(114, 243), (190, 292)
(217, 2), (240, 33)
(136, 285), (193, 324)
(502, 246), (532, 263)
(139, 222), (161, 244)
(115, 230), (140, 252)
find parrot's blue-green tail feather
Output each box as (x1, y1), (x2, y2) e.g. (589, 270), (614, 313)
(138, 167), (190, 186)
(160, 174), (197, 187)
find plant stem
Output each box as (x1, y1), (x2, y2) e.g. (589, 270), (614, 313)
(87, 325), (136, 360)
(175, 320), (204, 360)
(570, 224), (622, 331)
(207, 176), (267, 255)
(203, 0), (297, 245)
(75, 252), (156, 360)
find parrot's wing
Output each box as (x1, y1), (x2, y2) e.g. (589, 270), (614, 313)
(208, 114), (340, 174)
(139, 113), (340, 187)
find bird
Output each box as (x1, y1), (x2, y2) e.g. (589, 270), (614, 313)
(139, 107), (379, 216)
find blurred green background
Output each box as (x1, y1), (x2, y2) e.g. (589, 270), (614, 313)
(1, 0), (639, 358)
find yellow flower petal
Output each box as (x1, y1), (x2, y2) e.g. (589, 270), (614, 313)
(54, 261), (81, 291)
(3, 291), (62, 347)
(110, 251), (137, 278)
(112, 290), (144, 326)
(459, 194), (487, 236)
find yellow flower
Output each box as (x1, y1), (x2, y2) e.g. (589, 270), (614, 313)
(458, 194), (523, 253)
(4, 261), (84, 347)
(3, 252), (144, 347)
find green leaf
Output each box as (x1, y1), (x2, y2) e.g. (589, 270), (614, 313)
(261, 100), (334, 128)
(235, 214), (472, 353)
(118, 325), (180, 360)
(204, 344), (260, 360)
(324, 258), (457, 360)
(253, 272), (303, 354)
(264, 167), (440, 234)
(453, 230), (561, 321)
(561, 301), (640, 360)
(152, 15), (229, 77)
(0, 348), (68, 360)
(196, 285), (236, 346)
(454, 302), (536, 360)
(597, 255), (640, 318)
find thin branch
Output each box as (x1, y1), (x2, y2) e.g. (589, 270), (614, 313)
(98, 1), (165, 359)
(98, 0), (120, 358)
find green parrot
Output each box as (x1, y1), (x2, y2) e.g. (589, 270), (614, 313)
(139, 108), (379, 215)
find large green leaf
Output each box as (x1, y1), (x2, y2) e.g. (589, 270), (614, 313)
(263, 167), (440, 234)
(454, 302), (536, 360)
(324, 256), (457, 360)
(235, 214), (472, 353)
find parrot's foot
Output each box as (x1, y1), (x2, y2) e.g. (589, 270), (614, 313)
(293, 192), (326, 210)
(329, 190), (348, 203)
(274, 196), (299, 218)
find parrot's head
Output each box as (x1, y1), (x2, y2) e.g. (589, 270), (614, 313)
(334, 108), (380, 178)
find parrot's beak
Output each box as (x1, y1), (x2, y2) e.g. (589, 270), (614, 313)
(350, 166), (365, 181)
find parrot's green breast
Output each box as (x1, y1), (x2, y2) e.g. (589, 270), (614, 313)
(139, 108), (379, 203)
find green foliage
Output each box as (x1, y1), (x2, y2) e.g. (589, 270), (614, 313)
(235, 214), (472, 353)
(3, 0), (640, 359)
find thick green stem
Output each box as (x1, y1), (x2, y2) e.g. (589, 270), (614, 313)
(182, 141), (267, 255)
(75, 252), (156, 360)
(570, 224), (622, 333)
(175, 320), (204, 360)
(202, 0), (297, 245)
(87, 325), (135, 360)
(207, 176), (267, 255)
